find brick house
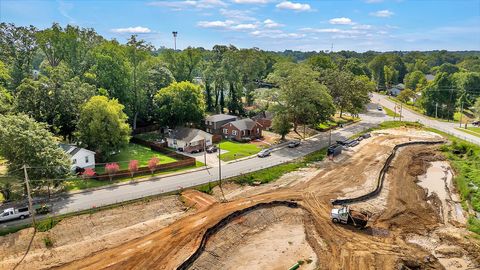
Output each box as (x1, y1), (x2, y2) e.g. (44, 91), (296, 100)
(205, 114), (238, 135)
(221, 119), (263, 141)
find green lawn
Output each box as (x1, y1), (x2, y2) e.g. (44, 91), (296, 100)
(95, 143), (178, 174)
(219, 141), (263, 161)
(382, 106), (400, 118)
(456, 127), (480, 138)
(316, 115), (360, 131)
(134, 132), (162, 142)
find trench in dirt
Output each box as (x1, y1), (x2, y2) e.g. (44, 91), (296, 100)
(178, 140), (446, 269)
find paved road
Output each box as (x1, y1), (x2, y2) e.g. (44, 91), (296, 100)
(373, 93), (480, 146)
(1, 104), (386, 228)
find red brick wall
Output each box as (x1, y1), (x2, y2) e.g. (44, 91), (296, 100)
(222, 122), (263, 141)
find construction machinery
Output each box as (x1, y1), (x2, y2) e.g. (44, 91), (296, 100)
(331, 205), (369, 228)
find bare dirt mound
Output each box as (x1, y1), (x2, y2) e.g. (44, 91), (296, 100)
(181, 189), (217, 210)
(6, 128), (479, 270)
(191, 206), (316, 270)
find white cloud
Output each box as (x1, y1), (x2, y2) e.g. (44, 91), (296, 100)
(231, 23), (258, 30)
(147, 0), (227, 10)
(197, 20), (235, 28)
(329, 17), (353, 25)
(276, 1), (311, 11)
(300, 28), (362, 35)
(111, 26), (152, 33)
(250, 29), (305, 39)
(370, 9), (394, 17)
(365, 0), (383, 3)
(352, 24), (372, 30)
(232, 0), (271, 3)
(220, 9), (255, 21)
(263, 19), (283, 28)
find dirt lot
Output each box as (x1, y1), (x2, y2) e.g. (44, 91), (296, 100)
(2, 127), (479, 270)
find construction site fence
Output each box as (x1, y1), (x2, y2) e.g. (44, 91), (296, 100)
(331, 140), (445, 206)
(177, 200), (299, 270)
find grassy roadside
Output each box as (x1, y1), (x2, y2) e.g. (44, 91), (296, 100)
(382, 106), (400, 118)
(219, 141), (263, 162)
(64, 161), (205, 191)
(455, 127), (480, 139)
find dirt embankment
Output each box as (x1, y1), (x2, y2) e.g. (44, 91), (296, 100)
(2, 128), (479, 270)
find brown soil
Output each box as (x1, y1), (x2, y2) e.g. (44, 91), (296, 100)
(181, 189), (217, 210)
(3, 128), (479, 270)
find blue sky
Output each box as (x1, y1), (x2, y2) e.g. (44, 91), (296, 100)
(1, 0), (479, 52)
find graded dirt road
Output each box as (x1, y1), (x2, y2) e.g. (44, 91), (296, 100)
(3, 128), (479, 270)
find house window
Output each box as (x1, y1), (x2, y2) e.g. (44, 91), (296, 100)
(232, 130), (237, 136)
(257, 128), (259, 133)
(73, 159), (77, 164)
(223, 128), (228, 134)
(85, 156), (89, 163)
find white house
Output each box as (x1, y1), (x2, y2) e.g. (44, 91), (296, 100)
(166, 127), (213, 153)
(60, 144), (96, 171)
(388, 83), (405, 96)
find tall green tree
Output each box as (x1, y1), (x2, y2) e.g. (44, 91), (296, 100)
(0, 60), (12, 114)
(0, 114), (71, 186)
(306, 55), (337, 71)
(271, 112), (292, 140)
(153, 81), (205, 127)
(126, 35), (152, 129)
(422, 72), (457, 119)
(267, 62), (335, 132)
(75, 96), (131, 159)
(0, 23), (38, 89)
(404, 71), (427, 91)
(15, 63), (95, 139)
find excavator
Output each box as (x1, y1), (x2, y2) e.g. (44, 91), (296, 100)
(331, 205), (369, 228)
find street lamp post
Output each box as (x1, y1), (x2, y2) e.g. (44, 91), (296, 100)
(172, 31), (178, 50)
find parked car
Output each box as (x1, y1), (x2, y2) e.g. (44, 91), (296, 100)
(0, 207), (30, 222)
(472, 121), (480, 126)
(206, 145), (217, 153)
(257, 149), (271, 158)
(347, 140), (360, 147)
(377, 105), (383, 111)
(288, 140), (301, 148)
(361, 133), (372, 139)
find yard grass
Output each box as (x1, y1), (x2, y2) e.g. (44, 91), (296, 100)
(133, 131), (162, 142)
(382, 106), (400, 118)
(95, 143), (178, 174)
(219, 140), (263, 161)
(455, 127), (480, 138)
(64, 161), (204, 191)
(315, 115), (360, 131)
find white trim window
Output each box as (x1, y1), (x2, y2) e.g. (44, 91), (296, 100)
(85, 156), (89, 163)
(223, 128), (228, 134)
(73, 159), (77, 164)
(232, 130), (237, 136)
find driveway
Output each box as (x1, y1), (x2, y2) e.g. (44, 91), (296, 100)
(180, 150), (227, 167)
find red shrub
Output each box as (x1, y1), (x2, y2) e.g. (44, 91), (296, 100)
(83, 168), (96, 178)
(105, 162), (120, 181)
(148, 157), (160, 174)
(128, 160), (139, 178)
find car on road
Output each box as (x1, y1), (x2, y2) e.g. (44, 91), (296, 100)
(0, 207), (30, 222)
(257, 149), (271, 158)
(288, 140), (301, 148)
(472, 121), (480, 126)
(377, 105), (383, 111)
(206, 145), (217, 153)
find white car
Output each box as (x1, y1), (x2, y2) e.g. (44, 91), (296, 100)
(0, 207), (30, 222)
(257, 149), (271, 158)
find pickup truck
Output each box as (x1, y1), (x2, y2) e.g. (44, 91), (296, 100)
(331, 205), (369, 228)
(0, 207), (31, 222)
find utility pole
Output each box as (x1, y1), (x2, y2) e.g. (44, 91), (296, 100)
(328, 128), (332, 146)
(399, 103), (403, 121)
(459, 101), (464, 128)
(172, 31), (178, 50)
(393, 104), (396, 121)
(203, 140), (207, 167)
(218, 143), (225, 201)
(23, 165), (36, 228)
(435, 102), (438, 118)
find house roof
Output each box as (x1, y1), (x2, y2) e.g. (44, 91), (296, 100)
(425, 74), (435, 81)
(224, 118), (261, 131)
(205, 114), (237, 122)
(167, 127), (211, 142)
(59, 144), (95, 156)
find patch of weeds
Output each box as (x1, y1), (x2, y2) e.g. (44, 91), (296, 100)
(43, 235), (53, 248)
(36, 217), (61, 232)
